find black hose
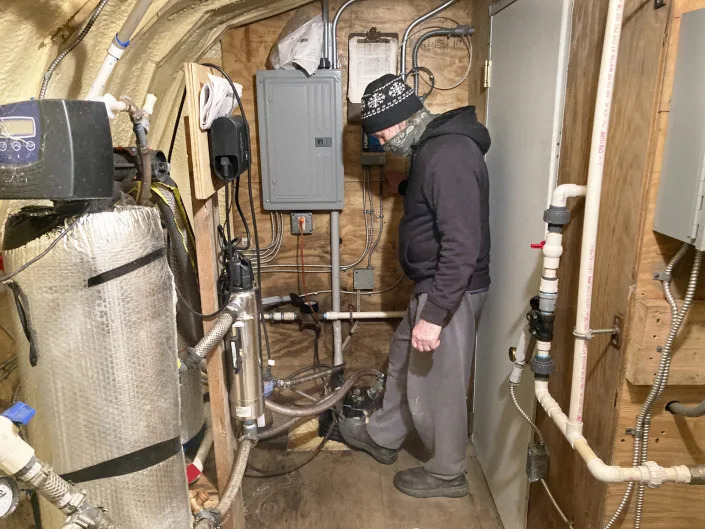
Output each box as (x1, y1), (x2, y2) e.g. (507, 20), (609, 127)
(666, 399), (705, 417)
(246, 420), (335, 478)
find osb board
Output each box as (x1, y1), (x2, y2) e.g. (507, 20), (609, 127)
(220, 0), (475, 366)
(602, 1), (705, 527)
(625, 300), (705, 386)
(527, 1), (671, 528)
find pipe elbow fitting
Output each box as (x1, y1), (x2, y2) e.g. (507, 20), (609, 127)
(0, 417), (35, 475)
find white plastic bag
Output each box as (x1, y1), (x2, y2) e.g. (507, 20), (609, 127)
(268, 8), (323, 76)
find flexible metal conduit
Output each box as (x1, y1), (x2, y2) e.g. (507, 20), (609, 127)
(633, 250), (703, 527)
(400, 0), (458, 74)
(604, 244), (697, 529)
(411, 26), (474, 94)
(39, 0), (110, 99)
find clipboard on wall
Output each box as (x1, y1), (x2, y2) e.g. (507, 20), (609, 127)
(347, 27), (399, 122)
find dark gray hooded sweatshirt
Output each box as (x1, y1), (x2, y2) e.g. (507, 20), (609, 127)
(398, 106), (491, 326)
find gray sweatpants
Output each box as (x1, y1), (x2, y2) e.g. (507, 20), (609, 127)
(367, 291), (487, 478)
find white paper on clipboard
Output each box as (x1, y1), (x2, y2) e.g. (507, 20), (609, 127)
(348, 36), (399, 104)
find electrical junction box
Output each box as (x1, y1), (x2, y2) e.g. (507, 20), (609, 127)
(290, 212), (313, 234)
(361, 130), (386, 166)
(256, 70), (344, 211)
(353, 268), (375, 291)
(653, 8), (705, 250)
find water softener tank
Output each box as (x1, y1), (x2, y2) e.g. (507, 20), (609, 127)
(3, 207), (191, 529)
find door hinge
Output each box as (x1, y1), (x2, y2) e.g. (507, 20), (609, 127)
(483, 60), (492, 88)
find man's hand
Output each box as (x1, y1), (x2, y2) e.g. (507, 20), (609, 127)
(411, 319), (442, 352)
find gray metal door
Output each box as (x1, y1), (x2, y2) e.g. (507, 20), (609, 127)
(473, 1), (572, 527)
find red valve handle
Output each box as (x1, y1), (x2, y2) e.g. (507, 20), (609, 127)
(531, 241), (546, 249)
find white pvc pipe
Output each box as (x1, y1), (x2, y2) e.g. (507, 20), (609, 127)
(552, 184), (587, 208)
(86, 43), (125, 100)
(263, 311), (405, 322)
(535, 381), (691, 486)
(325, 311), (405, 321)
(192, 428), (213, 474)
(568, 0), (625, 430)
(86, 0), (154, 100)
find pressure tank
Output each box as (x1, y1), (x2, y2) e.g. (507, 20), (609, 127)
(3, 206), (191, 529)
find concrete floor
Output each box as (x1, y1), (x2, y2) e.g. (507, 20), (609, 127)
(242, 445), (504, 529)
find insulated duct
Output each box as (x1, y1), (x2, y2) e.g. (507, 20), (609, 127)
(3, 207), (191, 529)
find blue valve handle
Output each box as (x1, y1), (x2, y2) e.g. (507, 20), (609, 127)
(1, 402), (35, 426)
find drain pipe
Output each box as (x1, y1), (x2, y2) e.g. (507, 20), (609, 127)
(86, 0), (154, 100)
(400, 0), (458, 75)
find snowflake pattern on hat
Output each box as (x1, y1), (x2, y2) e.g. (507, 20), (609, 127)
(361, 75), (416, 120)
(388, 81), (406, 98)
(368, 92), (386, 109)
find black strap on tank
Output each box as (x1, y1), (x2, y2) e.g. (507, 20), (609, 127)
(60, 436), (181, 484)
(7, 282), (39, 366)
(87, 248), (166, 287)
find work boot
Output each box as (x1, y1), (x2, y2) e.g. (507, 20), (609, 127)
(338, 417), (398, 465)
(393, 467), (469, 498)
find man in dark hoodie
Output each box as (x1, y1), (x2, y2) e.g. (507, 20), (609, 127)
(339, 74), (491, 499)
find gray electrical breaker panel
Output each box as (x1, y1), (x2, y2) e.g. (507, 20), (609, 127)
(256, 70), (344, 211)
(653, 8), (705, 250)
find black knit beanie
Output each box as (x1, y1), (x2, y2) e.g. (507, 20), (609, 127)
(361, 74), (424, 134)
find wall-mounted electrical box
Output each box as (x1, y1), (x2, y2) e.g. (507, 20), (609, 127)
(256, 70), (344, 211)
(653, 8), (705, 250)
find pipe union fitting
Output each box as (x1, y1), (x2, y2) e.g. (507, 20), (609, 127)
(689, 465), (705, 485)
(642, 461), (665, 488)
(543, 206), (571, 226)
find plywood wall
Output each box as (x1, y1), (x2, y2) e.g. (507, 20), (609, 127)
(220, 0), (475, 373)
(603, 1), (705, 527)
(526, 0), (672, 528)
